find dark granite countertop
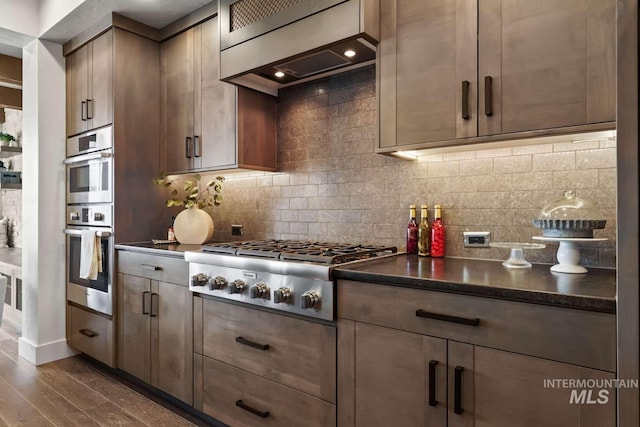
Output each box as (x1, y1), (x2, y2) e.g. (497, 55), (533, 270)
(115, 242), (202, 258)
(334, 254), (616, 314)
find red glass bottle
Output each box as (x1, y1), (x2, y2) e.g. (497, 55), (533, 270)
(406, 205), (418, 254)
(430, 205), (445, 257)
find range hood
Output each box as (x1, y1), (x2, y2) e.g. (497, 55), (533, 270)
(219, 0), (379, 96)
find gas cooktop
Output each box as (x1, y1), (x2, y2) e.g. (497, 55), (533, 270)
(201, 239), (398, 265)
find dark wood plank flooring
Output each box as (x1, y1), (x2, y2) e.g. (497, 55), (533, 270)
(0, 320), (198, 427)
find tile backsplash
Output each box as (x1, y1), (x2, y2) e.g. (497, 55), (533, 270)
(204, 66), (616, 268)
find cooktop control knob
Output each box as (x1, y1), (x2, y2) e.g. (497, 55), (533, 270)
(227, 279), (246, 294)
(93, 212), (104, 221)
(209, 276), (227, 290)
(191, 273), (209, 287)
(250, 283), (270, 299)
(70, 211), (80, 221)
(274, 287), (292, 304)
(300, 291), (320, 309)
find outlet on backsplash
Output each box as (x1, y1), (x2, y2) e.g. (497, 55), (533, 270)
(231, 225), (243, 236)
(463, 231), (491, 248)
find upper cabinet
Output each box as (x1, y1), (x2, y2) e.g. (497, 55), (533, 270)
(161, 16), (277, 174)
(66, 30), (113, 137)
(378, 0), (616, 151)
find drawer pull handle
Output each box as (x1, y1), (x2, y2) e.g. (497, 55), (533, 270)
(79, 329), (97, 338)
(142, 291), (150, 315)
(150, 292), (159, 317)
(235, 399), (269, 418)
(454, 366), (464, 414)
(461, 80), (470, 120)
(235, 336), (270, 351)
(428, 360), (438, 406)
(484, 76), (493, 116)
(416, 309), (480, 326)
(141, 264), (161, 271)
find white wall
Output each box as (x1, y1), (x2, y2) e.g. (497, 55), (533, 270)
(19, 38), (72, 364)
(0, 0), (38, 37)
(38, 0), (86, 37)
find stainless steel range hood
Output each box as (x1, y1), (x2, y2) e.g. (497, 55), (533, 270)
(219, 0), (379, 96)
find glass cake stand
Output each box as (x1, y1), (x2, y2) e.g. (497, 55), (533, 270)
(532, 237), (608, 274)
(489, 242), (546, 268)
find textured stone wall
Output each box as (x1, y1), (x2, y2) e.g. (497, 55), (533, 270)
(201, 66), (617, 268)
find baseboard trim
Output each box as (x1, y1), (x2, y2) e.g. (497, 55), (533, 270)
(18, 337), (78, 365)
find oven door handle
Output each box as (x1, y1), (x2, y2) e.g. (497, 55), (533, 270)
(63, 151), (112, 165)
(63, 229), (112, 237)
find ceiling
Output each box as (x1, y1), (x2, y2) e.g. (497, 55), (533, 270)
(0, 0), (213, 57)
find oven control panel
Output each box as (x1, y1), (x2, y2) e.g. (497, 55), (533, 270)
(66, 204), (113, 227)
(189, 263), (334, 321)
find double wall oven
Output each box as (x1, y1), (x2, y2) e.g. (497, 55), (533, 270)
(64, 126), (114, 316)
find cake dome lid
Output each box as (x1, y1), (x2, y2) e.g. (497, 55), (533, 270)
(539, 190), (603, 220)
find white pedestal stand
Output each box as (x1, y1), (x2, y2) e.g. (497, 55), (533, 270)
(532, 237), (608, 274)
(489, 242), (545, 268)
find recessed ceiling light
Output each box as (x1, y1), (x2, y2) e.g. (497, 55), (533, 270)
(344, 49), (356, 58)
(274, 71), (285, 78)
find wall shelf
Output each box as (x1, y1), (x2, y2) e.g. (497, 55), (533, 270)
(0, 146), (21, 158)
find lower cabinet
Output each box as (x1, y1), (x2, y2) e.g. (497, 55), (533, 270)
(117, 251), (192, 405)
(193, 296), (337, 426)
(67, 303), (115, 367)
(337, 280), (616, 427)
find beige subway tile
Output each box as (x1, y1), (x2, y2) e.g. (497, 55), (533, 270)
(349, 110), (375, 128)
(532, 151), (575, 171)
(599, 138), (617, 149)
(442, 151), (476, 162)
(476, 147), (513, 158)
(280, 210), (299, 222)
(511, 172), (554, 190)
(474, 174), (514, 192)
(576, 188), (616, 208)
(553, 169), (599, 189)
(290, 197), (310, 209)
(318, 209), (339, 222)
(308, 196), (350, 209)
(575, 148), (616, 169)
(290, 173), (309, 185)
(598, 248), (616, 268)
(598, 169), (617, 188)
(458, 192), (496, 209)
(494, 191), (533, 209)
(512, 144), (554, 155)
(257, 176), (273, 187)
(553, 140), (599, 151)
(495, 155), (532, 174)
(427, 161), (459, 177)
(308, 222), (329, 235)
(290, 222), (309, 234)
(458, 159), (494, 176)
(339, 210), (362, 223)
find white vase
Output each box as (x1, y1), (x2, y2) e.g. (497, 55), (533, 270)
(173, 205), (214, 244)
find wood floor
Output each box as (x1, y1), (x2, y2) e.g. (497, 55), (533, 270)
(0, 320), (198, 426)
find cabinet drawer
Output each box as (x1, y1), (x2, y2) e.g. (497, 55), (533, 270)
(117, 250), (188, 285)
(202, 356), (336, 427)
(199, 298), (336, 403)
(67, 304), (114, 366)
(338, 280), (616, 372)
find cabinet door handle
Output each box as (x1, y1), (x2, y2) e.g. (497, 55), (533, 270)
(141, 264), (161, 271)
(235, 336), (270, 351)
(86, 99), (93, 119)
(235, 400), (269, 418)
(461, 80), (470, 120)
(416, 309), (480, 326)
(194, 135), (201, 158)
(484, 76), (493, 116)
(81, 101), (87, 121)
(150, 292), (159, 317)
(79, 328), (97, 338)
(185, 137), (192, 158)
(428, 360), (438, 407)
(142, 291), (150, 315)
(454, 366), (464, 414)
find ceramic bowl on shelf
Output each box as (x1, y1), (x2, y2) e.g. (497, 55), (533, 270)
(532, 190), (606, 238)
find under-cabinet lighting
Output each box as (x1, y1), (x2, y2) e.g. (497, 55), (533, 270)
(344, 49), (357, 58)
(390, 151), (418, 160)
(274, 71), (285, 78)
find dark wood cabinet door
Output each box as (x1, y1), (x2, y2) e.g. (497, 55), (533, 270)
(195, 16), (237, 170)
(473, 346), (615, 427)
(161, 28), (194, 173)
(379, 0), (477, 148)
(479, 0), (616, 135)
(119, 273), (151, 383)
(88, 30), (113, 131)
(66, 43), (88, 137)
(353, 322), (446, 427)
(154, 281), (193, 405)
